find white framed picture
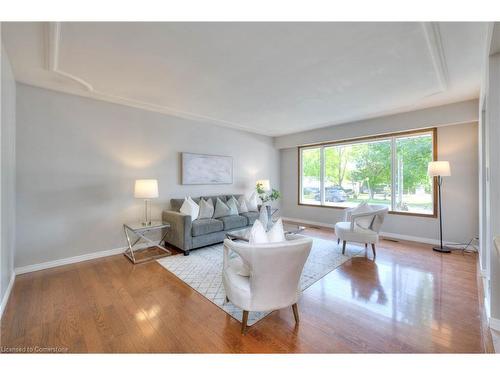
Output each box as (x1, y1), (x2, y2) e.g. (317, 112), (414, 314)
(181, 152), (233, 185)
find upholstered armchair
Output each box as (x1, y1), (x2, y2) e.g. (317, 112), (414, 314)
(334, 204), (388, 257)
(222, 234), (313, 334)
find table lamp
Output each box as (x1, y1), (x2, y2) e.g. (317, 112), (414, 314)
(427, 161), (451, 253)
(134, 179), (159, 226)
(256, 179), (270, 192)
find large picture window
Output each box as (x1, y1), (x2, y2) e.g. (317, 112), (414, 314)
(299, 129), (436, 216)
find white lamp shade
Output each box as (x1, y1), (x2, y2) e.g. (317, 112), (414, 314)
(256, 179), (271, 191)
(427, 161), (451, 177)
(134, 179), (159, 199)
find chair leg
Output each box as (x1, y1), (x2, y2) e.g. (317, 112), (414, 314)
(241, 310), (249, 335)
(371, 243), (376, 257)
(365, 243), (368, 249)
(337, 238), (340, 245)
(225, 296), (229, 303)
(342, 240), (346, 255)
(292, 303), (299, 324)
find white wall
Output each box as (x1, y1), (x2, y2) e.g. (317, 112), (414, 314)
(279, 122), (479, 245)
(477, 23), (500, 329)
(1, 40), (16, 314)
(484, 50), (500, 327)
(15, 83), (279, 268)
(275, 99), (478, 149)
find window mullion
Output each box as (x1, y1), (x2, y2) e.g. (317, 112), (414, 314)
(320, 146), (325, 205)
(391, 137), (396, 211)
(299, 149), (303, 204)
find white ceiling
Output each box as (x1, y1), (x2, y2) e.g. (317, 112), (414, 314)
(2, 22), (489, 136)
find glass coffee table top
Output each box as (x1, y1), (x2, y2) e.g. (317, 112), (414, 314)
(226, 222), (306, 242)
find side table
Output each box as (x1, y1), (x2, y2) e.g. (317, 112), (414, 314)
(123, 221), (171, 264)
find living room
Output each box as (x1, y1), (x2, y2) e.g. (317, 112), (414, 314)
(2, 0), (500, 370)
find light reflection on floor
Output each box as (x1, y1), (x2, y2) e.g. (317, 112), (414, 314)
(315, 255), (435, 326)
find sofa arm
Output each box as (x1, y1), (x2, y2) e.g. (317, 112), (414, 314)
(162, 210), (192, 251)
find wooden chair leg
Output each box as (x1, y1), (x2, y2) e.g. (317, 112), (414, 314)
(241, 310), (249, 335)
(337, 238), (340, 245)
(292, 303), (299, 323)
(342, 240), (346, 255)
(371, 243), (376, 257)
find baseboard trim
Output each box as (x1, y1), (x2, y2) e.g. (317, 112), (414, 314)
(282, 217), (335, 229)
(15, 246), (126, 275)
(379, 232), (441, 246)
(490, 317), (500, 331)
(0, 272), (16, 320)
(282, 216), (441, 245)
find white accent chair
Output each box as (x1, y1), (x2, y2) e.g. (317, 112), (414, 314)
(334, 204), (388, 257)
(222, 234), (313, 334)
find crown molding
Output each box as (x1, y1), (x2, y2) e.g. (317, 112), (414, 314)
(421, 22), (449, 94)
(42, 22), (452, 138)
(44, 22), (270, 136)
(46, 23), (94, 91)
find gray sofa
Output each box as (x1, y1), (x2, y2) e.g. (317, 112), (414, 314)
(162, 194), (259, 255)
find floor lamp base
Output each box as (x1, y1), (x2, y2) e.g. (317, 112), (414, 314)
(433, 246), (451, 253)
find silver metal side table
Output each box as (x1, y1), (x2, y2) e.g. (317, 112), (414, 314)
(123, 221), (171, 264)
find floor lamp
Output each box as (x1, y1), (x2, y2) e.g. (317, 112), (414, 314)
(428, 161), (451, 253)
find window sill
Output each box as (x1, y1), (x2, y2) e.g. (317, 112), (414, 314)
(297, 202), (437, 218)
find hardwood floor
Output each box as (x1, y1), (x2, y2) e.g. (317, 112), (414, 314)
(0, 227), (491, 353)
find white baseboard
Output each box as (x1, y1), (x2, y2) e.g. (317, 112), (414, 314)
(0, 272), (16, 320)
(379, 232), (441, 246)
(282, 216), (441, 245)
(15, 246), (126, 275)
(490, 317), (500, 331)
(282, 217), (335, 229)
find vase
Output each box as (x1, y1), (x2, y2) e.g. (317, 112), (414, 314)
(266, 204), (272, 223)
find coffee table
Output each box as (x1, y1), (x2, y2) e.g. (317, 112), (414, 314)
(226, 222), (306, 242)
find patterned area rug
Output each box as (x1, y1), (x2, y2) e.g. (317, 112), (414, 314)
(157, 238), (363, 326)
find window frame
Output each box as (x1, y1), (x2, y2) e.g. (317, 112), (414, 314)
(297, 128), (438, 218)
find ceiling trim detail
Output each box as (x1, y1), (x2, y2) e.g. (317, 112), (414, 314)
(46, 23), (94, 91)
(421, 22), (449, 93)
(44, 22), (269, 135)
(38, 22), (461, 137)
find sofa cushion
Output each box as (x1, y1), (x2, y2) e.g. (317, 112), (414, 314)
(219, 215), (248, 230)
(240, 211), (259, 225)
(191, 218), (224, 237)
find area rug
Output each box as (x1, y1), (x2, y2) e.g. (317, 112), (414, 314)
(157, 238), (364, 326)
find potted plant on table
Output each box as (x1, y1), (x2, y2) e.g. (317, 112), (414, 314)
(256, 180), (281, 220)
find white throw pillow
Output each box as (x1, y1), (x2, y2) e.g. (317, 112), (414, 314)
(246, 192), (259, 212)
(351, 202), (374, 229)
(248, 220), (269, 244)
(180, 197), (199, 222)
(267, 218), (286, 243)
(248, 218), (286, 244)
(237, 196), (249, 213)
(213, 198), (231, 218)
(226, 196), (239, 216)
(198, 198), (214, 219)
